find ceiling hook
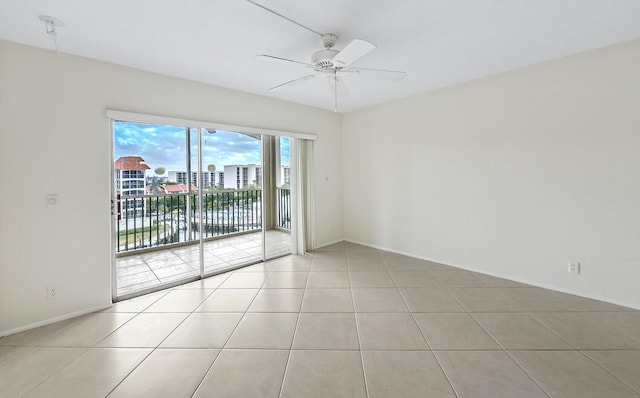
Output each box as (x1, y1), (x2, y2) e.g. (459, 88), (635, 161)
(39, 15), (64, 53)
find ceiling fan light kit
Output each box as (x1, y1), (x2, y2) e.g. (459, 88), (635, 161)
(247, 0), (405, 111)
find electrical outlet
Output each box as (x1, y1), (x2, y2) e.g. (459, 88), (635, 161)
(568, 261), (581, 274)
(47, 285), (59, 300)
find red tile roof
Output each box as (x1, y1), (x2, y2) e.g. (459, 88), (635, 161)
(145, 184), (197, 194)
(163, 184), (197, 193)
(114, 156), (151, 170)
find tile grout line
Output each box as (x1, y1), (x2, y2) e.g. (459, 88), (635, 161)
(104, 348), (157, 397)
(158, 266), (273, 396)
(109, 283), (219, 396)
(219, 266), (272, 351)
(189, 272), (268, 397)
(347, 249), (371, 398)
(277, 255), (314, 398)
(526, 311), (595, 351)
(104, 287), (203, 397)
(116, 234), (275, 297)
(10, 245), (640, 397)
(502, 350), (554, 398)
(452, 286), (552, 398)
(579, 350), (640, 395)
(389, 257), (461, 398)
(143, 258), (169, 286)
(522, 311), (578, 350)
(18, 346), (91, 397)
(432, 273), (552, 397)
(466, 312), (529, 352)
(582, 311), (640, 347)
(9, 301), (162, 396)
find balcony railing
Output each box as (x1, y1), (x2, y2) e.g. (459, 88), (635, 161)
(276, 187), (291, 229)
(116, 188), (290, 253)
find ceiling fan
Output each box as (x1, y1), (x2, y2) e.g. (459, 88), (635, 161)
(246, 0), (406, 111)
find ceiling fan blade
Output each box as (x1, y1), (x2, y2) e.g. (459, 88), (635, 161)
(268, 74), (317, 91)
(342, 66), (406, 80)
(257, 54), (312, 67)
(333, 39), (376, 68)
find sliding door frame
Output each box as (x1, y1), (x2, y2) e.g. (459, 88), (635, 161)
(108, 110), (316, 302)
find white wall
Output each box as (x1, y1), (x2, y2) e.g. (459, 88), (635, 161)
(0, 40), (343, 335)
(343, 39), (640, 309)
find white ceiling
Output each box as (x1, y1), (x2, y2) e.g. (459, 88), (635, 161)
(2, 0), (640, 112)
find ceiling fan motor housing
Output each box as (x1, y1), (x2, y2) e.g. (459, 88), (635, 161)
(310, 33), (340, 71)
(311, 48), (339, 71)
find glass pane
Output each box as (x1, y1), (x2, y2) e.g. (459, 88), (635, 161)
(266, 136), (292, 259)
(113, 122), (199, 298)
(200, 129), (263, 275)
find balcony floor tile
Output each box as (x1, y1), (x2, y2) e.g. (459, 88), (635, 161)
(116, 230), (291, 297)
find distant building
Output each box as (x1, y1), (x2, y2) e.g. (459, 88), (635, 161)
(145, 176), (168, 185)
(282, 166), (291, 185)
(168, 166), (260, 190)
(166, 164), (289, 190)
(223, 164), (261, 190)
(114, 156), (150, 218)
(275, 165), (291, 187)
(167, 171), (218, 188)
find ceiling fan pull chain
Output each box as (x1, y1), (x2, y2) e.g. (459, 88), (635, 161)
(334, 70), (338, 112)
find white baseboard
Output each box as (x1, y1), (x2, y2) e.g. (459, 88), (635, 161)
(313, 239), (345, 251)
(0, 303), (113, 338)
(344, 239), (639, 311)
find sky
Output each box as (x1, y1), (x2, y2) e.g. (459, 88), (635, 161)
(114, 121), (290, 175)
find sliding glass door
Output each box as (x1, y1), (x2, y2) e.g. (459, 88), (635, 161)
(112, 119), (294, 300)
(113, 122), (201, 297)
(198, 129), (264, 275)
(264, 136), (292, 260)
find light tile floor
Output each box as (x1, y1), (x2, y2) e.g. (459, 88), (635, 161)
(116, 230), (291, 296)
(1, 241), (640, 397)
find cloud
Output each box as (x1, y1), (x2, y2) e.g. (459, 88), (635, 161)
(280, 137), (290, 166)
(114, 123), (290, 173)
(114, 122), (187, 172)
